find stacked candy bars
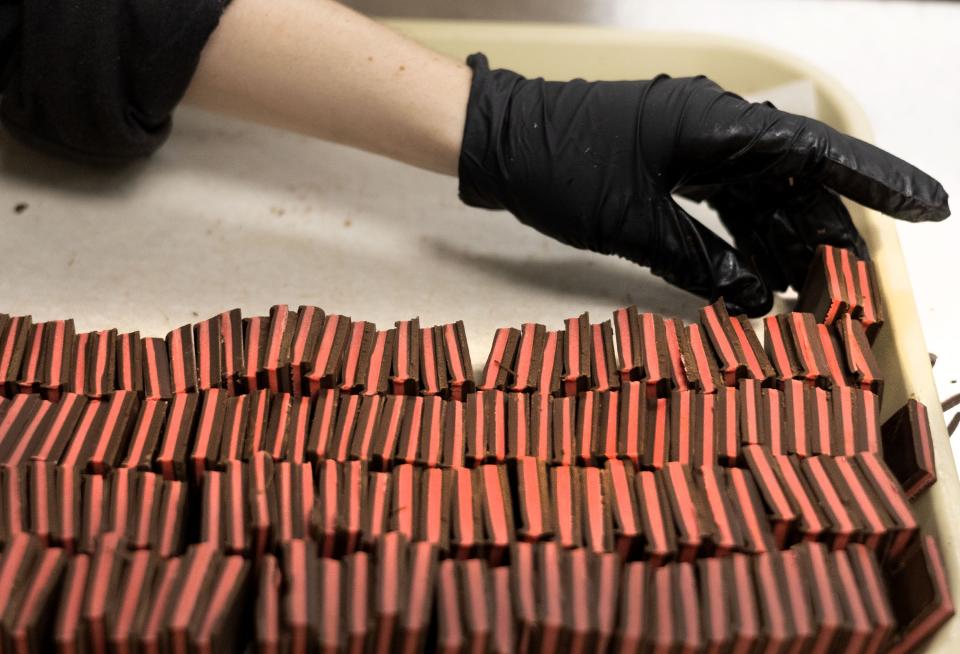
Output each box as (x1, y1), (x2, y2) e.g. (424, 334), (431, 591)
(0, 246), (953, 653)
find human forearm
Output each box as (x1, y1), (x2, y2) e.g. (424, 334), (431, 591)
(184, 0), (470, 175)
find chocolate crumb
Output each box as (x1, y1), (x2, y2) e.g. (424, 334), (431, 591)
(942, 392), (960, 413)
(949, 412), (960, 437)
(929, 352), (938, 367)
(13, 202), (28, 213)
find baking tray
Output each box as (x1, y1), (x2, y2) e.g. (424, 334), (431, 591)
(385, 20), (960, 649)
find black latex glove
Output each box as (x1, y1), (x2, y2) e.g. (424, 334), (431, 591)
(458, 54), (950, 317)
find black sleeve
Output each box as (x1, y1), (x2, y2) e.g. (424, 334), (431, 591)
(0, 0), (228, 164)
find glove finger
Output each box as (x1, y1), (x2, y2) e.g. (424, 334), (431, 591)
(703, 181), (867, 291)
(615, 195), (773, 317)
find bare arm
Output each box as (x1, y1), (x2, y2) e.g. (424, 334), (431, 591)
(183, 0), (470, 175)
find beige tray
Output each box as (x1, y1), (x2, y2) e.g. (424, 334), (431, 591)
(387, 19), (960, 649)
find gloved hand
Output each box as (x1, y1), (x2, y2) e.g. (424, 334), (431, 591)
(458, 54), (950, 317)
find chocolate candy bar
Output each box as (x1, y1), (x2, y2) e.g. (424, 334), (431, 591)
(528, 392), (552, 461)
(742, 445), (799, 546)
(661, 462), (715, 561)
(701, 299), (775, 384)
(222, 461), (249, 555)
(489, 565), (514, 654)
(768, 454), (830, 542)
(505, 392), (529, 461)
(575, 390), (601, 466)
(104, 467), (132, 538)
(125, 471), (161, 550)
(826, 456), (888, 552)
(391, 317), (421, 396)
(537, 330), (564, 396)
(664, 318), (691, 392)
(682, 323), (723, 394)
(562, 313), (591, 396)
(216, 395), (249, 466)
(435, 560), (465, 653)
(397, 541), (438, 653)
(467, 390), (506, 465)
(248, 451), (277, 560)
(508, 542), (538, 650)
(0, 315), (31, 395)
(346, 394), (382, 462)
(616, 382), (644, 465)
(580, 466), (614, 554)
(216, 309), (244, 395)
(791, 541), (846, 653)
(35, 319), (75, 401)
(593, 553), (621, 652)
(418, 325), (447, 397)
(305, 388), (339, 466)
(340, 320), (375, 394)
(511, 457), (553, 543)
(165, 324), (197, 395)
(764, 312), (830, 386)
(603, 459), (642, 560)
(831, 385), (868, 456)
(189, 390), (227, 484)
(648, 562), (702, 653)
(416, 395), (444, 467)
(782, 380), (809, 456)
(0, 533), (42, 635)
(590, 320), (619, 392)
(262, 304), (296, 393)
(288, 305), (323, 397)
(637, 312), (673, 397)
(164, 544), (221, 654)
(57, 398), (106, 471)
(329, 392), (365, 463)
(714, 387), (739, 464)
(17, 320), (47, 393)
(243, 388), (273, 460)
(592, 389), (619, 463)
(479, 327), (520, 392)
(613, 306), (643, 384)
(187, 554), (250, 654)
(669, 390), (697, 464)
(344, 552), (372, 653)
(562, 548), (597, 651)
(549, 466), (583, 548)
(52, 552), (91, 654)
(836, 314), (883, 395)
(241, 316), (269, 393)
(87, 389), (140, 474)
(0, 394), (47, 466)
(848, 543), (897, 653)
(478, 464), (514, 564)
(280, 539), (310, 651)
(193, 315), (224, 392)
(73, 329), (118, 398)
(808, 386), (834, 456)
(388, 464), (416, 542)
(536, 541), (565, 651)
(781, 548), (816, 650)
(641, 397), (670, 469)
(725, 467), (776, 553)
(393, 396), (421, 466)
(25, 461), (54, 544)
(371, 394), (404, 470)
(798, 244), (883, 330)
(141, 337), (173, 400)
(78, 472), (108, 552)
(697, 557), (735, 653)
(881, 398), (936, 499)
(308, 553), (345, 653)
(831, 548), (875, 651)
(154, 392), (199, 480)
(256, 554), (281, 653)
(634, 469), (676, 563)
(448, 467), (480, 559)
(137, 557), (183, 653)
(199, 470), (223, 545)
(361, 328), (395, 397)
(263, 391), (294, 461)
(690, 392), (718, 466)
(306, 314), (351, 395)
(153, 479), (188, 557)
(694, 465), (744, 555)
(441, 321), (475, 400)
(415, 467), (451, 552)
(115, 330), (143, 396)
(107, 550), (156, 652)
(853, 452), (918, 559)
(373, 531), (407, 654)
(856, 259), (884, 341)
(83, 532), (125, 651)
(551, 395), (575, 467)
(817, 321), (853, 390)
(361, 471), (391, 550)
(752, 550), (798, 652)
(0, 464), (26, 545)
(508, 323), (546, 393)
(799, 456), (858, 549)
(615, 561), (649, 652)
(284, 395), (311, 465)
